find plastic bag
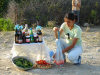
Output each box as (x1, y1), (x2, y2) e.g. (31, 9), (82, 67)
(54, 31), (64, 65)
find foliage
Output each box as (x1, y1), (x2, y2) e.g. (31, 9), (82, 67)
(0, 18), (14, 31)
(0, 0), (9, 18)
(0, 0), (100, 28)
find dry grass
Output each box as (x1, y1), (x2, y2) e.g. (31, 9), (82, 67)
(0, 26), (100, 75)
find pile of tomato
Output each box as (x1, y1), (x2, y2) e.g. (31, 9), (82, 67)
(36, 60), (50, 65)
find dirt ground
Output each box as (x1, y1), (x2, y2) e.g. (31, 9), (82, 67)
(0, 26), (100, 75)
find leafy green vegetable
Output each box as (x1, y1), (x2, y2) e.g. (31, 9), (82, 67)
(13, 58), (33, 69)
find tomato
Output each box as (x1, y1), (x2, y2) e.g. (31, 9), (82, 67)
(40, 60), (43, 62)
(43, 61), (46, 64)
(36, 60), (51, 65)
(36, 61), (39, 64)
(39, 61), (42, 64)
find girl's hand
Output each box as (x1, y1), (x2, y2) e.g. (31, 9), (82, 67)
(62, 50), (65, 54)
(62, 49), (67, 54)
(53, 27), (60, 39)
(53, 53), (56, 59)
(53, 27), (59, 32)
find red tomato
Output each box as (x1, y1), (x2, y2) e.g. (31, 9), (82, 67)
(39, 61), (42, 64)
(36, 60), (51, 65)
(36, 61), (39, 64)
(43, 61), (46, 64)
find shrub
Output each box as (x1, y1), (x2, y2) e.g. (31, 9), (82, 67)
(0, 18), (14, 31)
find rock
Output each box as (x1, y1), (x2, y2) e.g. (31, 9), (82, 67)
(6, 67), (11, 71)
(4, 41), (8, 43)
(83, 23), (90, 27)
(98, 49), (100, 52)
(4, 39), (8, 43)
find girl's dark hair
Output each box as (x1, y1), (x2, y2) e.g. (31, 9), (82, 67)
(64, 13), (75, 21)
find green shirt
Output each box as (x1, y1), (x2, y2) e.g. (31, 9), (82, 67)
(60, 22), (82, 46)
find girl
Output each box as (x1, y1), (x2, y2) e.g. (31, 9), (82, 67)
(53, 13), (82, 65)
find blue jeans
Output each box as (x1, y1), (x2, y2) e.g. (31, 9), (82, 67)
(72, 10), (80, 24)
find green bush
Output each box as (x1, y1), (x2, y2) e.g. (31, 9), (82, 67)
(0, 18), (14, 31)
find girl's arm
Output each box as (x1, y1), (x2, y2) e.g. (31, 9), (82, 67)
(62, 38), (78, 53)
(53, 27), (64, 39)
(77, 0), (81, 8)
(59, 28), (64, 36)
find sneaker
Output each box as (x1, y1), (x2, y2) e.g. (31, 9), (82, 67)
(74, 56), (81, 65)
(78, 56), (81, 64)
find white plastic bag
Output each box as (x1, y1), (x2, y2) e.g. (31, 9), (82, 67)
(54, 31), (64, 65)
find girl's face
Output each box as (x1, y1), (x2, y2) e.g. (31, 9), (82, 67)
(64, 18), (75, 27)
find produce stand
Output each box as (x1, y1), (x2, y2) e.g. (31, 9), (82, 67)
(11, 40), (51, 64)
(12, 24), (52, 70)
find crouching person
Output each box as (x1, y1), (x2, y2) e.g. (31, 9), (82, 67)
(53, 13), (83, 65)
